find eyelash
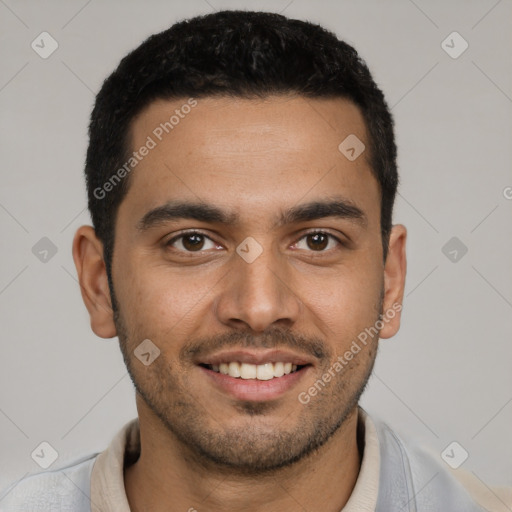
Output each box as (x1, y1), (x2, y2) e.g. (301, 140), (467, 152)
(164, 229), (344, 254)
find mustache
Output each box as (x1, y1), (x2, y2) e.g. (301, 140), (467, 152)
(180, 327), (330, 363)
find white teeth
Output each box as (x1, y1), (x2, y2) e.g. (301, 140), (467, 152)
(208, 361), (303, 380)
(240, 363), (257, 379)
(273, 362), (285, 377)
(256, 363), (274, 380)
(228, 361), (241, 378)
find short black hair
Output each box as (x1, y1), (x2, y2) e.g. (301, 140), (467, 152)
(85, 10), (398, 293)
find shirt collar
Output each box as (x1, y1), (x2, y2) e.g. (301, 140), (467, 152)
(90, 407), (380, 511)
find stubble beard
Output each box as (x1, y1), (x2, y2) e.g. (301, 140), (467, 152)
(113, 291), (382, 476)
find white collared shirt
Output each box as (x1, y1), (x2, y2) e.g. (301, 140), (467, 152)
(1, 409), (508, 511)
(90, 409), (380, 511)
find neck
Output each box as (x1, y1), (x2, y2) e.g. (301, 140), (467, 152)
(125, 399), (362, 512)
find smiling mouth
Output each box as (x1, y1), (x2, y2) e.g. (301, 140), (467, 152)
(199, 362), (309, 380)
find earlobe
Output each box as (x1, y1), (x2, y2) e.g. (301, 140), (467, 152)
(380, 224), (407, 339)
(72, 225), (117, 339)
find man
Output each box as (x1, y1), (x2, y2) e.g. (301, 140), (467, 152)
(0, 9), (497, 512)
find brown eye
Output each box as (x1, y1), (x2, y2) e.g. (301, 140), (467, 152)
(166, 232), (218, 253)
(306, 232), (329, 251)
(182, 234), (205, 251)
(294, 231), (341, 252)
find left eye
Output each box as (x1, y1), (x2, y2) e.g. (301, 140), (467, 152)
(294, 232), (341, 252)
(167, 232), (219, 252)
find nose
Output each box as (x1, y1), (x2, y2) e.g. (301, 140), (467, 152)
(214, 242), (302, 332)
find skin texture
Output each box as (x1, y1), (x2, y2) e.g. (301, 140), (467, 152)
(73, 95), (407, 512)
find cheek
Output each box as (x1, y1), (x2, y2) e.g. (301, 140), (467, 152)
(302, 263), (382, 343)
(117, 262), (216, 342)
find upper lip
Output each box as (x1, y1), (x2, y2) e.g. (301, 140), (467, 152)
(197, 349), (315, 367)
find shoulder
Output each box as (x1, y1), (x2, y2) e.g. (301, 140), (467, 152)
(373, 418), (491, 512)
(0, 453), (98, 512)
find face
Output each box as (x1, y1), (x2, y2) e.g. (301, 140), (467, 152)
(77, 95), (406, 474)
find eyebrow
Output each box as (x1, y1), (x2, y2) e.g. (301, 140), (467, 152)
(136, 196), (367, 232)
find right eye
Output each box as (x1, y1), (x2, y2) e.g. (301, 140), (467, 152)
(165, 231), (223, 253)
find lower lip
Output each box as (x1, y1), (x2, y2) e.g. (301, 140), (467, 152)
(199, 365), (311, 402)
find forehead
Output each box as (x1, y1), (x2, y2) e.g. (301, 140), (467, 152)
(120, 95), (379, 228)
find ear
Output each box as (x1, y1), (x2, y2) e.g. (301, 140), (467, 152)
(379, 224), (407, 339)
(72, 225), (117, 338)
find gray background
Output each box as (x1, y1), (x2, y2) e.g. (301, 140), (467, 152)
(1, 0), (511, 497)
